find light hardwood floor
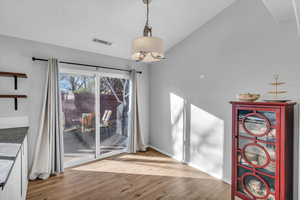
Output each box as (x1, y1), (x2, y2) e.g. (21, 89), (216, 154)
(26, 148), (230, 200)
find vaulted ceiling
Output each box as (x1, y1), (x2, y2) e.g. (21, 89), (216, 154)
(1, 0), (299, 60)
(292, 0), (300, 34)
(0, 0), (236, 59)
(262, 0), (300, 34)
(262, 0), (295, 21)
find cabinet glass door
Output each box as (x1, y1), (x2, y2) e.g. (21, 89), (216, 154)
(236, 109), (277, 200)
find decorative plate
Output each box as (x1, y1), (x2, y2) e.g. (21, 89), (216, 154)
(263, 99), (291, 102)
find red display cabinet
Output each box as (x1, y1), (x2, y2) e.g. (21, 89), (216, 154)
(230, 101), (296, 200)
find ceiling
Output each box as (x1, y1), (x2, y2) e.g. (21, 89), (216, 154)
(0, 0), (236, 60)
(262, 0), (296, 21)
(292, 0), (300, 34)
(262, 0), (300, 35)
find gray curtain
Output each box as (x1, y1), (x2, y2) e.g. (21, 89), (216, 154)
(29, 58), (64, 180)
(128, 69), (146, 153)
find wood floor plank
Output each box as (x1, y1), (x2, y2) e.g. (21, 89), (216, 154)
(27, 148), (230, 200)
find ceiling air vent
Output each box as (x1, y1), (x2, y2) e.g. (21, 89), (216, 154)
(92, 38), (112, 46)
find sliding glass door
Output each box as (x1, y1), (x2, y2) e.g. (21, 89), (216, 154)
(59, 72), (96, 166)
(99, 76), (130, 155)
(59, 69), (130, 167)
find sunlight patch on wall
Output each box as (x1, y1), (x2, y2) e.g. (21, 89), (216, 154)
(189, 104), (224, 179)
(169, 93), (185, 161)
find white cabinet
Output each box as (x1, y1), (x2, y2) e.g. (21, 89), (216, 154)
(21, 136), (28, 200)
(0, 150), (22, 200)
(0, 136), (28, 200)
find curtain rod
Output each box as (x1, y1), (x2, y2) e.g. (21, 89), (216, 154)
(32, 57), (142, 74)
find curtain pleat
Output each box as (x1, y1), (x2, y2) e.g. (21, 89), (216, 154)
(29, 58), (64, 180)
(128, 69), (146, 153)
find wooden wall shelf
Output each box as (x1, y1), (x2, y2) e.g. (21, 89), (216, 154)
(0, 72), (27, 78)
(0, 95), (27, 110)
(0, 72), (28, 90)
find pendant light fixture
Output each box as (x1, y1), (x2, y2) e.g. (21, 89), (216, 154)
(132, 0), (165, 62)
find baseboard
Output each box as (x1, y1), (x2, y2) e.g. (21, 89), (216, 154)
(188, 162), (231, 184)
(147, 144), (184, 163)
(147, 144), (231, 185)
(147, 145), (174, 158)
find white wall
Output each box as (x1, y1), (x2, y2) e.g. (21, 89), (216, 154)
(149, 0), (300, 189)
(0, 35), (150, 169)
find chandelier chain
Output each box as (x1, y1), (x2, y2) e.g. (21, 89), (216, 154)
(143, 0), (152, 37)
(146, 0), (149, 26)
